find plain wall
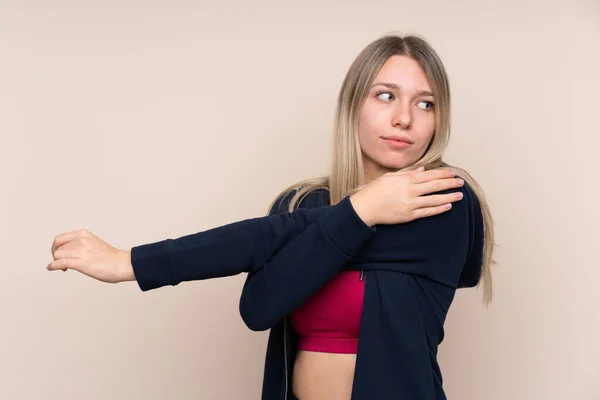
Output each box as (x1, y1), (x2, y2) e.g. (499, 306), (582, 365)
(1, 0), (598, 399)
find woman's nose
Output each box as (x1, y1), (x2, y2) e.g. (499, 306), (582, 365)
(392, 103), (411, 129)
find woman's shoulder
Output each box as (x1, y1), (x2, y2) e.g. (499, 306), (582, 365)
(269, 186), (330, 215)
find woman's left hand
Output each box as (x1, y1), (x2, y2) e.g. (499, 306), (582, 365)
(47, 229), (135, 283)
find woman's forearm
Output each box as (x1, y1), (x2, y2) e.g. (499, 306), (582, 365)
(129, 196), (375, 291)
(239, 195), (376, 330)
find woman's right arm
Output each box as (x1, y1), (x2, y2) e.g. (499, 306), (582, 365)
(129, 195), (372, 291)
(47, 196), (371, 286)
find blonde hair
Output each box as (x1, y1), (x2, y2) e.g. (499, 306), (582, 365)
(269, 34), (496, 306)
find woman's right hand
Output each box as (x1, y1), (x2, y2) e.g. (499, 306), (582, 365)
(349, 167), (465, 227)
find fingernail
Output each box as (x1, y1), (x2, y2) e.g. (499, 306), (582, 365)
(457, 179), (464, 185)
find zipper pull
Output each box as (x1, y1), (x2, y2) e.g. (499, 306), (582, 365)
(359, 270), (364, 281)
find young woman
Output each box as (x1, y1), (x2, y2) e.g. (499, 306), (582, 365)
(48, 34), (494, 400)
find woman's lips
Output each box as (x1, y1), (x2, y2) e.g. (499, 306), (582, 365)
(382, 137), (411, 149)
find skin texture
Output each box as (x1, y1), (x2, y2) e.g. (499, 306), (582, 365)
(359, 55), (436, 183)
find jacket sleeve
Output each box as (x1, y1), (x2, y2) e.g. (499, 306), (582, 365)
(238, 183), (484, 331)
(456, 186), (484, 288)
(238, 190), (377, 331)
(129, 194), (376, 292)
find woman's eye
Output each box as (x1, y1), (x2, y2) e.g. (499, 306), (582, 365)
(417, 101), (434, 111)
(376, 92), (394, 101)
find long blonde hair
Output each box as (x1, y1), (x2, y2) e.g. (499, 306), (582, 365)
(269, 34), (496, 305)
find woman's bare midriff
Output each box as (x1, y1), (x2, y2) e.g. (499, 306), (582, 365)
(292, 350), (356, 400)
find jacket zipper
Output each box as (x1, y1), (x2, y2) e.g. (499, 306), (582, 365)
(351, 269), (367, 397)
(284, 317), (289, 400)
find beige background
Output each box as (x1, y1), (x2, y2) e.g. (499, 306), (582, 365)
(1, 0), (599, 399)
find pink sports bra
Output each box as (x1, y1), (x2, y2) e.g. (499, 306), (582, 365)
(289, 271), (365, 354)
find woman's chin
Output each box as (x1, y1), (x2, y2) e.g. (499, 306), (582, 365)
(379, 159), (414, 171)
(362, 153), (417, 176)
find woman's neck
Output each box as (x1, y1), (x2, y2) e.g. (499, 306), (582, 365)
(362, 162), (392, 185)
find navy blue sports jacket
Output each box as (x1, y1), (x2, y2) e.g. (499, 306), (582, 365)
(130, 182), (484, 399)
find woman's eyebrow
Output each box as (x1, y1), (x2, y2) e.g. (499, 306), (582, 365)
(371, 82), (434, 97)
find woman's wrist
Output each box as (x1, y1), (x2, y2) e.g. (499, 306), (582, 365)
(118, 250), (136, 282)
(349, 192), (377, 227)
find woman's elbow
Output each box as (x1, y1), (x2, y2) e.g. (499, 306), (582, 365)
(239, 300), (273, 332)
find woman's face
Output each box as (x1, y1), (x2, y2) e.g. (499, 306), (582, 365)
(358, 55), (436, 182)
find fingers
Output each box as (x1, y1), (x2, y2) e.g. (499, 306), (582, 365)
(411, 191), (464, 221)
(414, 192), (463, 209)
(414, 177), (464, 196)
(51, 230), (87, 254)
(412, 203), (454, 219)
(53, 239), (85, 261)
(411, 168), (457, 184)
(49, 230), (89, 273)
(47, 258), (81, 272)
